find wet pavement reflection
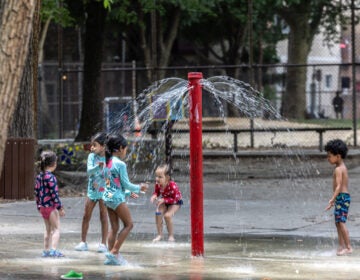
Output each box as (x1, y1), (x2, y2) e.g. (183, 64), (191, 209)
(0, 234), (359, 279)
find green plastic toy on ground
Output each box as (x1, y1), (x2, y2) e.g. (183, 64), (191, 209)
(60, 270), (83, 280)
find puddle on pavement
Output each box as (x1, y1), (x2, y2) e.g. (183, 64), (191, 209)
(0, 235), (359, 279)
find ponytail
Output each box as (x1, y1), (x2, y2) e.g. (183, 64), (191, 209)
(105, 134), (128, 164)
(39, 150), (57, 172)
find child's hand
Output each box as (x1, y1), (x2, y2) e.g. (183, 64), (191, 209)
(150, 195), (157, 203)
(59, 208), (65, 217)
(325, 198), (335, 211)
(325, 202), (334, 211)
(130, 192), (139, 199)
(140, 182), (149, 193)
(156, 198), (164, 207)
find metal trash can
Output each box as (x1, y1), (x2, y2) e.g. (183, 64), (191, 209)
(0, 138), (35, 199)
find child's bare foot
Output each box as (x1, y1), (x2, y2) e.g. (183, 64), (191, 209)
(337, 247), (353, 256)
(152, 235), (162, 242)
(336, 247), (344, 255)
(346, 247), (353, 254)
(168, 236), (175, 242)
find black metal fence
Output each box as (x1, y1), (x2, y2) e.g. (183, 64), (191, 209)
(37, 62), (359, 148)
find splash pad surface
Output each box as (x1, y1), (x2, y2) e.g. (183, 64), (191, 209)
(2, 73), (359, 278)
(1, 159), (360, 279)
(1, 235), (360, 280)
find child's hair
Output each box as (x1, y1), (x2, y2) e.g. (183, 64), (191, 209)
(157, 163), (171, 178)
(39, 150), (57, 172)
(105, 134), (128, 163)
(91, 132), (107, 145)
(324, 139), (348, 159)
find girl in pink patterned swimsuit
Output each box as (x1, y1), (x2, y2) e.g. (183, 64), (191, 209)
(150, 164), (183, 242)
(34, 150), (65, 257)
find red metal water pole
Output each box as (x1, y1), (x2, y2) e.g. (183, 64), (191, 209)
(188, 72), (204, 257)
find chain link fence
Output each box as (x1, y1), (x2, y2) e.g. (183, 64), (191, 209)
(37, 61), (358, 149)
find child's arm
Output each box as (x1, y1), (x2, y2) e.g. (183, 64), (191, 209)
(118, 161), (140, 193)
(87, 153), (102, 175)
(34, 176), (41, 210)
(326, 167), (342, 210)
(48, 174), (63, 210)
(150, 184), (160, 203)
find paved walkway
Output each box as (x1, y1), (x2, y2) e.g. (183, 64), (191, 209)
(1, 151), (360, 279)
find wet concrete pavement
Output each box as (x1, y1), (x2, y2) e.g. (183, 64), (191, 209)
(1, 150), (360, 279)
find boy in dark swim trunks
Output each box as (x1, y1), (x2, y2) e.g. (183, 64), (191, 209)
(324, 139), (353, 256)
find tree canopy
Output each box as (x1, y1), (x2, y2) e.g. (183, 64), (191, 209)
(39, 0), (354, 140)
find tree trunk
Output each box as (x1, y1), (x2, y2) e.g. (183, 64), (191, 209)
(0, 0), (36, 170)
(282, 22), (311, 119)
(158, 8), (181, 80)
(36, 17), (52, 137)
(75, 1), (107, 141)
(8, 0), (40, 138)
(139, 7), (182, 83)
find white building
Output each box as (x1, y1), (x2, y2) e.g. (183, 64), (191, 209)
(276, 29), (342, 119)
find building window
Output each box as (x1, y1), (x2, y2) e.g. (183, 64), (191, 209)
(341, 76), (350, 89)
(325, 74), (332, 88)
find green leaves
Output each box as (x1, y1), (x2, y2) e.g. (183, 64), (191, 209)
(41, 0), (74, 27)
(103, 0), (113, 10)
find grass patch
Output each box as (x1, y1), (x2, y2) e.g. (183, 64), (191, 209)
(289, 119), (358, 128)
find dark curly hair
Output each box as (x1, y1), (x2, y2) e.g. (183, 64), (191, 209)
(324, 139), (348, 159)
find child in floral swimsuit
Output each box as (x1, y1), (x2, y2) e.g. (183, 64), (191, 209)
(75, 132), (108, 253)
(34, 150), (65, 257)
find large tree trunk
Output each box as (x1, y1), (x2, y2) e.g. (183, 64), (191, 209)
(8, 0), (40, 138)
(277, 1), (325, 119)
(282, 24), (311, 119)
(75, 1), (107, 141)
(0, 0), (36, 170)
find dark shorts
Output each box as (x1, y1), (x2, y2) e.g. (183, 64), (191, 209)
(39, 206), (56, 220)
(165, 199), (183, 208)
(334, 193), (351, 223)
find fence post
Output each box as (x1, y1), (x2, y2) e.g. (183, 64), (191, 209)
(317, 129), (324, 152)
(233, 132), (238, 153)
